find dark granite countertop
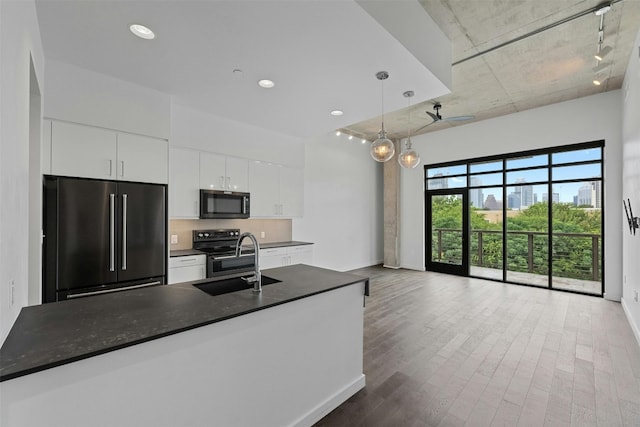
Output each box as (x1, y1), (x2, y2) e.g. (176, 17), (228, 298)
(260, 241), (314, 249)
(170, 241), (313, 257)
(169, 249), (206, 257)
(0, 264), (367, 382)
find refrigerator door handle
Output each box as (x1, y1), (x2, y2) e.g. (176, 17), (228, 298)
(110, 194), (115, 271)
(122, 194), (127, 270)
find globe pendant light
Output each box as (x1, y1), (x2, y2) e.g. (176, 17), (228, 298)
(398, 90), (421, 169)
(370, 71), (395, 162)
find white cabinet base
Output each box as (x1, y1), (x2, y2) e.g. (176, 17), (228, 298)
(260, 245), (313, 269)
(0, 283), (365, 427)
(168, 255), (206, 284)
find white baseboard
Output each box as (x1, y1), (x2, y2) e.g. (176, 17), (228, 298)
(604, 291), (622, 302)
(400, 264), (426, 271)
(383, 264), (400, 269)
(621, 297), (640, 348)
(291, 374), (366, 427)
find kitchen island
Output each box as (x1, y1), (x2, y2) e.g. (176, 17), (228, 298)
(0, 265), (368, 427)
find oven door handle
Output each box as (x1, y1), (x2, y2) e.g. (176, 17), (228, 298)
(212, 254), (254, 260)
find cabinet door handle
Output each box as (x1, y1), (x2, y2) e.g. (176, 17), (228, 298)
(106, 160), (113, 177)
(219, 176), (225, 188)
(109, 194), (115, 271)
(120, 160), (125, 177)
(122, 194), (127, 270)
(226, 176), (231, 189)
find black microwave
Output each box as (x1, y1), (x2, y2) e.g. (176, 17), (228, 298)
(200, 190), (250, 219)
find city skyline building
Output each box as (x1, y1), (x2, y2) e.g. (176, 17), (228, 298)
(469, 177), (484, 208)
(430, 173), (448, 190)
(484, 194), (502, 210)
(542, 192), (560, 203)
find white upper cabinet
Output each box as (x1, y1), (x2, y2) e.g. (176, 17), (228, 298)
(169, 147), (200, 218)
(279, 167), (304, 217)
(49, 120), (168, 184)
(51, 121), (117, 180)
(224, 156), (249, 192)
(249, 161), (280, 217)
(249, 161), (303, 218)
(116, 133), (168, 184)
(199, 152), (226, 190)
(42, 119), (52, 175)
(200, 153), (248, 192)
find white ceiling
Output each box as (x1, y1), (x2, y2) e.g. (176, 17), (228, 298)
(347, 0), (640, 140)
(35, 0), (452, 139)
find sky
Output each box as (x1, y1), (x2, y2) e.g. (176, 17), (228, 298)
(426, 147), (602, 204)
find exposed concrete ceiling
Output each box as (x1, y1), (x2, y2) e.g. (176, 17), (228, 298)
(344, 0), (640, 141)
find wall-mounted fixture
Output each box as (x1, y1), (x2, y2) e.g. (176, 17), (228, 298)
(623, 198), (639, 235)
(398, 90), (420, 169)
(370, 71), (395, 163)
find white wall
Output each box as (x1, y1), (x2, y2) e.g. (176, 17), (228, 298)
(400, 91), (623, 301)
(293, 133), (383, 271)
(170, 103), (304, 167)
(621, 30), (640, 341)
(44, 60), (170, 139)
(0, 0), (45, 342)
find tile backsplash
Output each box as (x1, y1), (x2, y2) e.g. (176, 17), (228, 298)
(169, 218), (292, 250)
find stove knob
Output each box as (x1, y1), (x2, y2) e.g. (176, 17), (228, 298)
(198, 233), (204, 238)
(204, 233), (210, 237)
(234, 231), (239, 236)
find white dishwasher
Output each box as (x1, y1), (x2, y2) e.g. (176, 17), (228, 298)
(168, 254), (206, 284)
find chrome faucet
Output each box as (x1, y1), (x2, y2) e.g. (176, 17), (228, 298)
(235, 232), (261, 292)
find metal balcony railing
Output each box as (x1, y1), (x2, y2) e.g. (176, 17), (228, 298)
(432, 228), (601, 281)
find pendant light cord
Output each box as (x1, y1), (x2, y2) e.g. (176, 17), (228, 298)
(380, 79), (385, 132)
(407, 96), (410, 143)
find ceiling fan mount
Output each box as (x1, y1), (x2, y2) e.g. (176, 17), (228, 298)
(415, 102), (475, 133)
(429, 103), (444, 121)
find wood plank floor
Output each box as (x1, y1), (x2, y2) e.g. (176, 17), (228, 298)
(314, 266), (640, 427)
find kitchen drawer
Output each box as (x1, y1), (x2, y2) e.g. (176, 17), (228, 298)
(259, 245), (313, 269)
(168, 255), (206, 284)
(169, 255), (205, 268)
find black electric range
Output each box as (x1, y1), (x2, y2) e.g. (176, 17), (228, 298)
(193, 229), (255, 278)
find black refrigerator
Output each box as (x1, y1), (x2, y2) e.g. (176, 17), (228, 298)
(43, 176), (167, 302)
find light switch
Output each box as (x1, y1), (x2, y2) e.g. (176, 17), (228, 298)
(171, 234), (178, 244)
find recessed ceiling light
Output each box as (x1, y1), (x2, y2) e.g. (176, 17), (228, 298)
(330, 110), (344, 116)
(258, 79), (275, 89)
(130, 24), (155, 40)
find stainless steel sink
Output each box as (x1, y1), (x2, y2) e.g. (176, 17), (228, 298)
(194, 275), (281, 297)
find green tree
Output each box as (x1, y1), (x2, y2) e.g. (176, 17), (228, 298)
(431, 199), (601, 281)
